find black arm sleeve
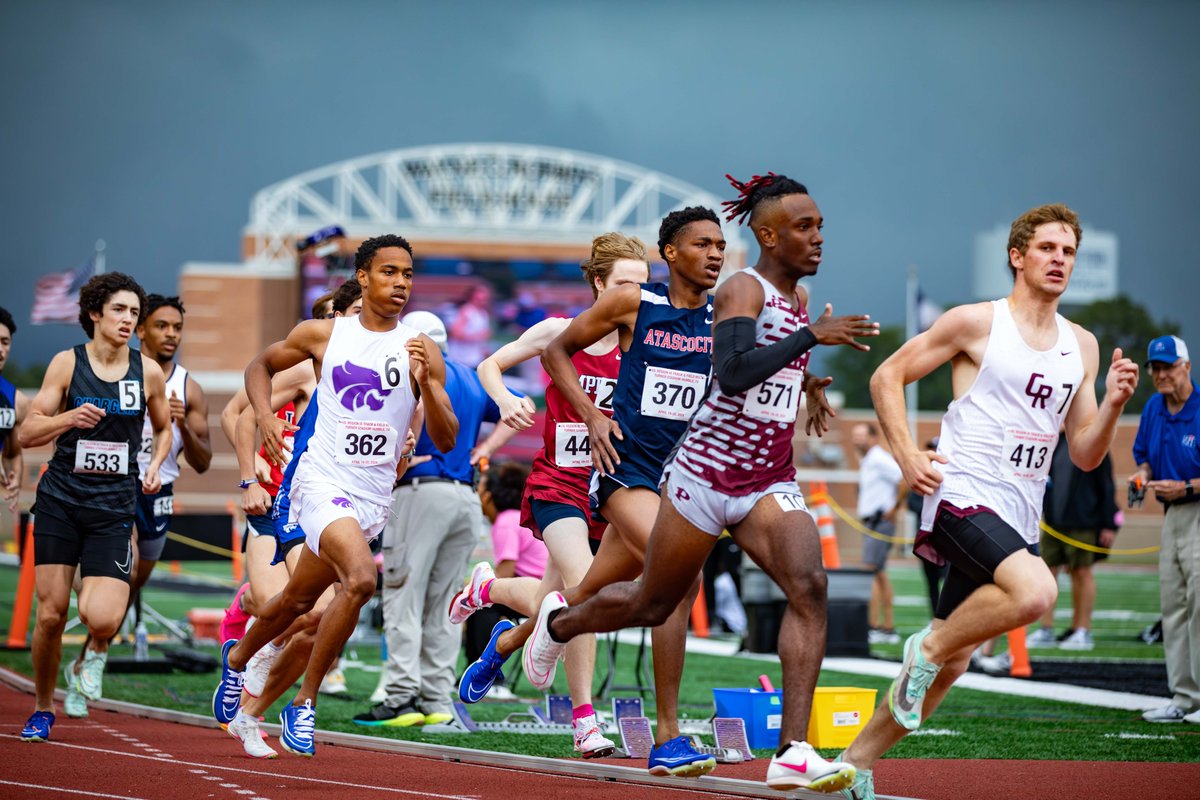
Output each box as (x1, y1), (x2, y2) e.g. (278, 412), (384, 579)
(712, 316), (818, 396)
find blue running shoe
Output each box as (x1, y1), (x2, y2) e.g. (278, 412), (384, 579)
(458, 619), (515, 704)
(20, 710), (55, 742)
(212, 639), (245, 725)
(280, 699), (316, 757)
(647, 735), (717, 778)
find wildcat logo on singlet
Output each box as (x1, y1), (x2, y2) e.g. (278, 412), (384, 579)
(332, 362), (393, 412)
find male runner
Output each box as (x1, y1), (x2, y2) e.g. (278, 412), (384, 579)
(459, 207), (721, 777)
(452, 232), (648, 757)
(212, 234), (457, 758)
(834, 204), (1138, 799)
(19, 273), (171, 741)
(519, 173), (877, 792)
(61, 294), (214, 719)
(0, 306), (31, 513)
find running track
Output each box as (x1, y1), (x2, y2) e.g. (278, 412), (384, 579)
(2, 670), (1196, 800)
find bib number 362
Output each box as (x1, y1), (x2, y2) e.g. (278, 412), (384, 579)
(336, 419), (397, 466)
(74, 440), (128, 475)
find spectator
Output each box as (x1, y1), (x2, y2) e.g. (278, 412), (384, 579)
(1131, 336), (1200, 723)
(1029, 434), (1119, 650)
(851, 422), (905, 644)
(448, 284), (493, 366)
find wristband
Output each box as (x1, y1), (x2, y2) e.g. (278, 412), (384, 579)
(238, 479), (259, 489)
(1187, 482), (1195, 498)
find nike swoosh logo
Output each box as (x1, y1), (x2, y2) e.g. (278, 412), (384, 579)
(115, 547), (132, 575)
(654, 755), (704, 765)
(779, 761), (809, 773)
(464, 682), (488, 703)
(1061, 351), (1072, 356)
(705, 317), (714, 325)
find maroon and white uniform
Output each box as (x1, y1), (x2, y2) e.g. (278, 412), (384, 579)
(519, 345), (620, 540)
(664, 269), (811, 533)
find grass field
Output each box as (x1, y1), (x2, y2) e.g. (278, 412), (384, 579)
(2, 559), (1195, 764)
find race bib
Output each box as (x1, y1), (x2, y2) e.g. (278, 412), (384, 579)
(640, 366), (706, 421)
(335, 419), (397, 466)
(554, 422), (592, 468)
(591, 377), (617, 413)
(379, 352), (407, 390)
(153, 494), (174, 518)
(1001, 428), (1055, 480)
(139, 434), (153, 459)
(744, 367), (803, 423)
(0, 407), (14, 429)
(118, 380), (140, 411)
(74, 440), (128, 475)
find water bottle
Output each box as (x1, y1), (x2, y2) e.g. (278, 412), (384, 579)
(134, 620), (149, 662)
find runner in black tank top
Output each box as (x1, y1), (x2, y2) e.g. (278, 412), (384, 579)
(0, 305), (30, 514)
(18, 273), (171, 743)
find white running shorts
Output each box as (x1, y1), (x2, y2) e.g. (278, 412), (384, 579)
(289, 479), (389, 558)
(663, 465), (808, 536)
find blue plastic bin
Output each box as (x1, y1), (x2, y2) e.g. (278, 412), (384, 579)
(712, 688), (783, 750)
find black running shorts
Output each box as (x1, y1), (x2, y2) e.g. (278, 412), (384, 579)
(33, 493), (136, 582)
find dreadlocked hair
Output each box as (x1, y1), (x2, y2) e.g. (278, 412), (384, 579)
(721, 172), (809, 226)
(657, 206), (721, 261)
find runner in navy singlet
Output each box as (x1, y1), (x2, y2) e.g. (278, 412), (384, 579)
(0, 306), (30, 514)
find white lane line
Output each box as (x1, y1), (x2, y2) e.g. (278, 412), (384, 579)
(44, 741), (481, 800)
(0, 779), (151, 800)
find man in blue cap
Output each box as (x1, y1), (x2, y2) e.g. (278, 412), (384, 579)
(1131, 335), (1200, 724)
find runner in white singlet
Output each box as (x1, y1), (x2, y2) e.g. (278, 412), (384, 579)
(835, 205), (1139, 800)
(211, 235), (458, 759)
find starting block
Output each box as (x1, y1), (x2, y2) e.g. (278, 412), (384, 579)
(434, 700), (574, 735)
(618, 716), (655, 759)
(712, 717), (754, 761)
(612, 696), (643, 722)
(546, 694), (573, 725)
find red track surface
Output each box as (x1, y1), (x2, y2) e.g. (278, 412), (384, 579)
(2, 676), (1197, 800)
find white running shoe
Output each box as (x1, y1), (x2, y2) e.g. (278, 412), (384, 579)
(449, 562), (495, 625)
(243, 643), (282, 698)
(1026, 627), (1058, 648)
(319, 664), (348, 696)
(976, 651), (1012, 676)
(1058, 628), (1095, 651)
(1143, 704), (1187, 723)
(369, 669), (389, 705)
(77, 649), (107, 701)
(573, 714), (615, 759)
(766, 740), (855, 792)
(63, 663), (88, 718)
(228, 712), (278, 759)
(523, 592), (568, 691)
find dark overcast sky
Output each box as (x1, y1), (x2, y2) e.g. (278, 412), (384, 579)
(2, 0), (1197, 369)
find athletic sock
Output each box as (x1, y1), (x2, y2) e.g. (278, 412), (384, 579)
(479, 578), (495, 606)
(572, 703), (595, 722)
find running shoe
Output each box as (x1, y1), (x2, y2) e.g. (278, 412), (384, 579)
(1184, 708), (1200, 724)
(837, 755), (875, 800)
(573, 714), (615, 759)
(63, 662), (88, 719)
(243, 642), (282, 698)
(20, 710), (55, 742)
(212, 639), (245, 725)
(523, 591), (567, 691)
(77, 648), (107, 701)
(1143, 704), (1187, 723)
(422, 706), (453, 726)
(449, 562), (495, 625)
(228, 712), (278, 759)
(352, 699), (426, 727)
(976, 651), (1012, 676)
(867, 628), (901, 645)
(319, 664), (348, 696)
(646, 735), (717, 778)
(220, 583), (252, 643)
(1026, 626), (1057, 648)
(280, 699), (317, 756)
(766, 740), (855, 792)
(458, 619), (515, 704)
(887, 625), (941, 730)
(1059, 628), (1095, 651)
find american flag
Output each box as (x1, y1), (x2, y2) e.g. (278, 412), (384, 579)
(31, 258), (98, 325)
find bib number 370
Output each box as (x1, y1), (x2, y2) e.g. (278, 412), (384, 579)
(336, 419), (397, 466)
(640, 366), (706, 421)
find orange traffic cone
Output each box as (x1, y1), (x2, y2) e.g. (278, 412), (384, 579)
(808, 481), (841, 569)
(1007, 626), (1032, 678)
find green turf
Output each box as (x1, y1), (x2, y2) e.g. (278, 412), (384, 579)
(1, 561), (1192, 763)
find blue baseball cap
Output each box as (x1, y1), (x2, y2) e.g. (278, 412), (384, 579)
(298, 225), (346, 251)
(1145, 335), (1189, 366)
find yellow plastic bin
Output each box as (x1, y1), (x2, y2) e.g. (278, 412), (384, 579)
(807, 686), (876, 749)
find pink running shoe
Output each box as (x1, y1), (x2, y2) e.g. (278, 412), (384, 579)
(449, 562), (495, 625)
(220, 583), (251, 643)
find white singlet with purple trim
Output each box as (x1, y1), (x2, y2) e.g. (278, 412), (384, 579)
(669, 268), (810, 497)
(920, 299), (1084, 544)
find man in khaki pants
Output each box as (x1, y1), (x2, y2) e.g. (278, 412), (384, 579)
(1131, 335), (1200, 724)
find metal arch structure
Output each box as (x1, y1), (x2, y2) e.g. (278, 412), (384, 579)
(245, 143), (745, 261)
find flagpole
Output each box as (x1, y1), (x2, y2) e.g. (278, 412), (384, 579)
(905, 265), (918, 442)
(94, 239), (106, 274)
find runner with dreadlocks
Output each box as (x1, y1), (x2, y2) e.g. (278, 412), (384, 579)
(459, 207), (722, 777)
(518, 173), (878, 793)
